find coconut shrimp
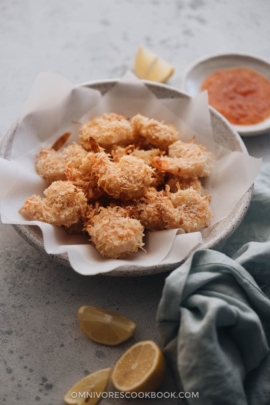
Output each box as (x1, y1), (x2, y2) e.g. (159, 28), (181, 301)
(129, 148), (165, 188)
(65, 140), (109, 200)
(131, 114), (180, 150)
(112, 145), (163, 166)
(126, 188), (173, 231)
(79, 113), (135, 150)
(85, 206), (144, 259)
(111, 145), (164, 188)
(65, 161), (104, 201)
(95, 155), (155, 200)
(66, 143), (154, 201)
(19, 181), (88, 227)
(152, 139), (214, 178)
(163, 188), (212, 232)
(36, 142), (88, 183)
(127, 187), (212, 232)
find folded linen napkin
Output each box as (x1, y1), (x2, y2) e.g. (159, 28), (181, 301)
(157, 163), (270, 405)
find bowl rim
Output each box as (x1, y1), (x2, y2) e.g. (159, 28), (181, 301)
(0, 78), (253, 276)
(181, 52), (270, 136)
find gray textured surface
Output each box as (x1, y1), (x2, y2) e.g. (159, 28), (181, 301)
(1, 0), (270, 404)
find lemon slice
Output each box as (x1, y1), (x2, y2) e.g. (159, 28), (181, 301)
(134, 45), (175, 83)
(111, 340), (166, 393)
(78, 306), (136, 346)
(64, 368), (111, 405)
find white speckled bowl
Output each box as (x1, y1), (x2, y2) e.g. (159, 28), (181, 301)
(181, 53), (270, 136)
(0, 80), (253, 276)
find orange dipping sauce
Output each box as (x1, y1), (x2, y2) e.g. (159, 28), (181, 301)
(201, 67), (270, 125)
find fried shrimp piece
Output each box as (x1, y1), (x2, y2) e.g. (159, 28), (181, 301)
(36, 143), (88, 183)
(127, 187), (212, 232)
(163, 188), (212, 232)
(152, 139), (214, 178)
(168, 139), (213, 161)
(112, 145), (163, 166)
(79, 113), (135, 150)
(131, 114), (180, 150)
(65, 138), (110, 200)
(19, 181), (88, 227)
(96, 155), (155, 200)
(66, 151), (108, 201)
(126, 188), (172, 231)
(85, 206), (144, 259)
(111, 145), (164, 188)
(130, 148), (165, 188)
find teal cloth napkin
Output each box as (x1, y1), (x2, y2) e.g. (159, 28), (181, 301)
(157, 163), (270, 405)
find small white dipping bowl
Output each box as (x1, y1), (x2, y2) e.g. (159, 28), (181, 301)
(182, 53), (270, 136)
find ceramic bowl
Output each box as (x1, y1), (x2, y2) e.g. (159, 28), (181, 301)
(0, 79), (253, 276)
(181, 53), (270, 136)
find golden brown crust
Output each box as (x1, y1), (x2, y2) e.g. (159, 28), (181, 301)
(97, 155), (155, 200)
(125, 187), (212, 233)
(85, 206), (144, 259)
(36, 143), (87, 183)
(131, 114), (180, 150)
(152, 139), (214, 178)
(19, 181), (88, 227)
(166, 175), (205, 195)
(21, 113), (214, 259)
(79, 113), (135, 150)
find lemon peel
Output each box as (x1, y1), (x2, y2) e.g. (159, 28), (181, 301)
(64, 368), (111, 405)
(78, 306), (136, 346)
(134, 45), (174, 83)
(111, 340), (166, 392)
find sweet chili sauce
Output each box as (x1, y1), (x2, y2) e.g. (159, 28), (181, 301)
(201, 67), (270, 125)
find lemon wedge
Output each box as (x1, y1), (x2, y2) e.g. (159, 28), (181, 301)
(78, 306), (136, 346)
(134, 45), (175, 83)
(111, 340), (166, 393)
(64, 368), (111, 405)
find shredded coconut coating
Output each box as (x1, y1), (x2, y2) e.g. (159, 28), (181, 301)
(65, 151), (108, 201)
(19, 181), (88, 227)
(131, 148), (163, 166)
(79, 113), (135, 150)
(126, 187), (212, 232)
(86, 206), (144, 259)
(36, 143), (88, 183)
(22, 113), (215, 260)
(111, 146), (164, 188)
(111, 145), (162, 166)
(125, 189), (172, 231)
(96, 155), (155, 200)
(164, 188), (212, 232)
(152, 139), (214, 178)
(131, 114), (180, 150)
(111, 145), (135, 162)
(166, 175), (205, 195)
